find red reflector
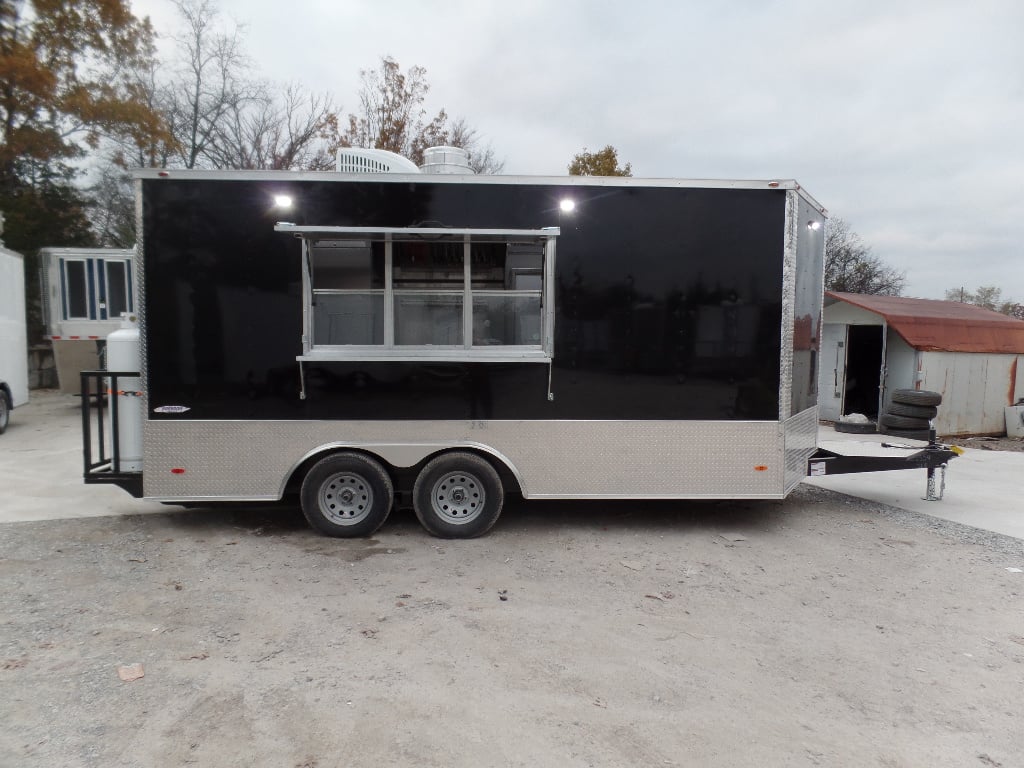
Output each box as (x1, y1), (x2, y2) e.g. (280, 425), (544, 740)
(754, 465), (769, 472)
(158, 170), (170, 177)
(171, 468), (186, 475)
(768, 181), (780, 188)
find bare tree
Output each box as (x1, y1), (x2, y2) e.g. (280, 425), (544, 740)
(84, 15), (506, 243)
(165, 0), (261, 169)
(447, 117), (504, 174)
(824, 217), (904, 296)
(210, 84), (336, 170)
(945, 285), (1024, 320)
(87, 163), (135, 247)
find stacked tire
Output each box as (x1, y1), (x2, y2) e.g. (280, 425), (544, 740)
(879, 389), (942, 441)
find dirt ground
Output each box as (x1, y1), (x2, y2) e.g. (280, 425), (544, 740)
(2, 488), (1023, 767)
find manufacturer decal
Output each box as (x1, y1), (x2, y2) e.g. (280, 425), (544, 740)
(153, 405), (191, 414)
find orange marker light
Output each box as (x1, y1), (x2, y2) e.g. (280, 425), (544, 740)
(754, 465), (769, 472)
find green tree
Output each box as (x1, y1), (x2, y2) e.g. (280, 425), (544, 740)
(824, 217), (904, 296)
(0, 182), (96, 343)
(0, 0), (166, 186)
(568, 145), (632, 176)
(0, 0), (164, 342)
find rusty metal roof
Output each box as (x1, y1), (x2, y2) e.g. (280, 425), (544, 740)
(825, 292), (1024, 353)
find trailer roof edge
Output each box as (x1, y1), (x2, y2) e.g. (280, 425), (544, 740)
(130, 168), (826, 212)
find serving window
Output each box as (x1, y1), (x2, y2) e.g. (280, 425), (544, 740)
(279, 225), (558, 363)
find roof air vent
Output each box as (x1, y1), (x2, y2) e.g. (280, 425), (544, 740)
(419, 145), (474, 175)
(335, 148), (421, 174)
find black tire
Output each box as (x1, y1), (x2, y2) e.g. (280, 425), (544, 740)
(413, 452), (504, 539)
(886, 402), (938, 419)
(834, 420), (876, 434)
(0, 390), (9, 434)
(890, 389), (942, 407)
(880, 427), (933, 442)
(880, 413), (932, 430)
(300, 452), (394, 538)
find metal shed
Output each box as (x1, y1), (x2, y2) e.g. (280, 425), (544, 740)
(819, 292), (1024, 435)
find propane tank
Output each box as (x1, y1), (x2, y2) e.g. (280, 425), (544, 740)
(105, 313), (142, 472)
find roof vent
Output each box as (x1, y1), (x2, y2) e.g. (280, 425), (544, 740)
(420, 145), (474, 175)
(336, 148), (420, 174)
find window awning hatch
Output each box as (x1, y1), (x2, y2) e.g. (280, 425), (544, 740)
(275, 223), (559, 242)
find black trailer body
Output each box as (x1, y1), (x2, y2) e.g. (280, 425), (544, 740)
(86, 169), (834, 535)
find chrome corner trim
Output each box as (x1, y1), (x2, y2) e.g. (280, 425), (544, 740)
(779, 189), (798, 421)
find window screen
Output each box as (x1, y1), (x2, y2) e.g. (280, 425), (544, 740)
(106, 261), (129, 317)
(311, 241), (385, 345)
(65, 261), (88, 319)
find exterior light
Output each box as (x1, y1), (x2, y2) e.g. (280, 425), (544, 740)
(808, 221), (822, 231)
(273, 194), (293, 209)
(559, 199), (576, 213)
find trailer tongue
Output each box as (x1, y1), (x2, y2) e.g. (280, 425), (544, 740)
(808, 440), (962, 501)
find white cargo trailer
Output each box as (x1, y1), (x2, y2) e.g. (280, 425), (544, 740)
(0, 241), (29, 433)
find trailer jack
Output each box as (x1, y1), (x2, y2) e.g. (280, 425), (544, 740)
(924, 463), (946, 502)
(807, 431), (962, 502)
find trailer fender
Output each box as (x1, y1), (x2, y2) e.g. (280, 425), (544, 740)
(279, 442), (526, 498)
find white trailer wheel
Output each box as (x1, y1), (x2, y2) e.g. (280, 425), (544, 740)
(413, 452), (504, 539)
(300, 453), (393, 538)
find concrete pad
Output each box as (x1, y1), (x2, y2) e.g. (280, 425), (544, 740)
(0, 390), (172, 523)
(3, 393), (1021, 542)
(806, 425), (1024, 540)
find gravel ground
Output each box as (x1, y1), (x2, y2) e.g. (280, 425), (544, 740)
(2, 486), (1023, 768)
(944, 435), (1024, 453)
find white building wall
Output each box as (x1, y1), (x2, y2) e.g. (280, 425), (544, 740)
(881, 331), (917, 414)
(821, 302), (884, 326)
(921, 352), (1024, 435)
(818, 324), (846, 421)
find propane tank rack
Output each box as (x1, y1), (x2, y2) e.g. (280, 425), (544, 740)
(80, 370), (143, 497)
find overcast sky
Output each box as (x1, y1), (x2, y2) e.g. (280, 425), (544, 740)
(130, 0), (1023, 301)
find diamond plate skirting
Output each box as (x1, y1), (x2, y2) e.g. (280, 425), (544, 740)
(143, 419), (795, 501)
(783, 406), (819, 493)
